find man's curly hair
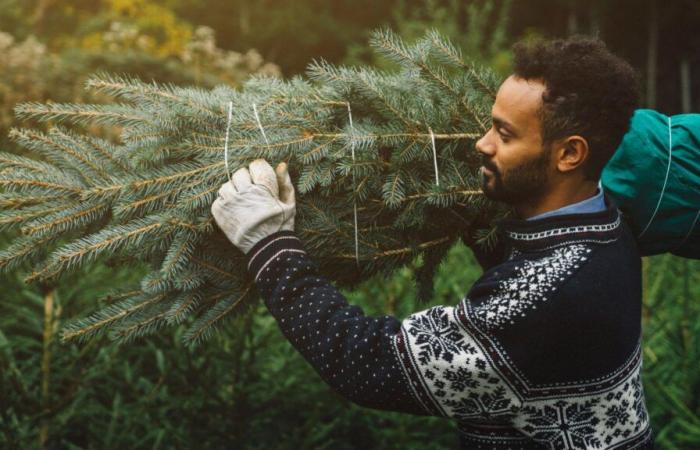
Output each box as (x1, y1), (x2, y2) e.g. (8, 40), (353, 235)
(512, 36), (640, 180)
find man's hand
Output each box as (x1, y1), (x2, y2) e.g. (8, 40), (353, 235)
(211, 159), (296, 255)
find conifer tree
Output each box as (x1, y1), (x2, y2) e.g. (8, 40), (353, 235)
(0, 29), (507, 345)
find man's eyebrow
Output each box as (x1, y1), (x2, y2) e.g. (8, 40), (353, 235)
(492, 116), (518, 134)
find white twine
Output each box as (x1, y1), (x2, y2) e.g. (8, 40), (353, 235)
(252, 103), (270, 145)
(638, 116), (672, 238)
(347, 102), (360, 268)
(223, 101), (234, 183)
(252, 102), (288, 227)
(428, 127), (440, 187)
(224, 101), (447, 267)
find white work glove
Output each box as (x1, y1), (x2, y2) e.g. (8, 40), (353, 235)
(211, 159), (296, 255)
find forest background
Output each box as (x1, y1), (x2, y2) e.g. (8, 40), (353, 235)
(0, 0), (698, 448)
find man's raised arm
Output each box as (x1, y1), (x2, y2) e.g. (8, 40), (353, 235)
(244, 228), (524, 421)
(210, 158), (523, 422)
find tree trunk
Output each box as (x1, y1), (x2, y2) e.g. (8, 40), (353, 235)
(642, 0), (659, 318)
(32, 0), (57, 35)
(39, 289), (55, 449)
(239, 1), (251, 36)
(567, 5), (578, 36)
(589, 4), (601, 37)
(680, 58), (691, 113)
(680, 58), (691, 361)
(646, 0), (658, 108)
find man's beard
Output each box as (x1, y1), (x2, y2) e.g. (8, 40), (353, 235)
(480, 148), (551, 205)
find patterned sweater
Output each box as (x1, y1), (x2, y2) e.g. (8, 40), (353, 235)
(244, 193), (654, 449)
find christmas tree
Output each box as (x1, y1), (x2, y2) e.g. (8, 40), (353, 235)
(0, 28), (507, 345)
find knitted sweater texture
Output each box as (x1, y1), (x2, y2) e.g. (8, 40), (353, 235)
(245, 193), (654, 449)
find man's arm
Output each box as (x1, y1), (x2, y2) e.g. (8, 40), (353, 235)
(246, 229), (523, 420)
(210, 159), (521, 420)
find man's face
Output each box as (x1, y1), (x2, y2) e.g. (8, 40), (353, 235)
(475, 75), (552, 205)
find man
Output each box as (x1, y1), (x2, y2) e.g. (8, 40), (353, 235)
(211, 36), (654, 449)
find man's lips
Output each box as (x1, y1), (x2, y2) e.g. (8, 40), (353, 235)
(480, 165), (495, 176)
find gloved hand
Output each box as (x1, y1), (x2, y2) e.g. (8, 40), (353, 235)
(211, 159), (296, 255)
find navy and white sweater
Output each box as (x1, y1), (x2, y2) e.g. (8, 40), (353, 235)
(244, 193), (654, 449)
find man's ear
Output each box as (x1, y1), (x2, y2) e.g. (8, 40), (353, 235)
(554, 136), (589, 173)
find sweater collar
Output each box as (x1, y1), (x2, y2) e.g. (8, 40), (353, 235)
(526, 183), (605, 221)
(497, 192), (623, 252)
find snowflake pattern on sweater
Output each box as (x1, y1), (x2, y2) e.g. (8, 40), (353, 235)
(473, 244), (591, 329)
(515, 357), (650, 449)
(396, 296), (651, 449)
(393, 305), (523, 420)
(244, 196), (654, 449)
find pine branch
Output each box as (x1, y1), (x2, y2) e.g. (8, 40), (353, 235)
(60, 292), (167, 342)
(382, 170), (408, 208)
(424, 29), (467, 69)
(84, 136), (133, 172)
(0, 235), (57, 273)
(0, 152), (58, 174)
(0, 194), (62, 210)
(0, 203), (71, 232)
(369, 28), (420, 68)
(172, 268), (206, 291)
(86, 72), (221, 120)
(0, 28), (499, 345)
(0, 174), (84, 196)
(183, 284), (255, 345)
(14, 102), (154, 128)
(21, 202), (111, 238)
(160, 229), (200, 279)
(37, 215), (172, 279)
(166, 291), (202, 325)
(109, 301), (174, 344)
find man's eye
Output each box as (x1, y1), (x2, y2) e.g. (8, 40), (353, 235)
(498, 129), (510, 141)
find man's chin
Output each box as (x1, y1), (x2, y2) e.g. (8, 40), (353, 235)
(481, 182), (516, 204)
(480, 178), (500, 200)
(483, 188), (504, 202)
(480, 172), (520, 204)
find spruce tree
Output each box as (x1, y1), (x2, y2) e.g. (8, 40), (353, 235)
(0, 29), (508, 345)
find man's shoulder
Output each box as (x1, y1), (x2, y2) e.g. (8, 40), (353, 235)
(492, 200), (640, 272)
(491, 230), (641, 315)
(463, 232), (642, 387)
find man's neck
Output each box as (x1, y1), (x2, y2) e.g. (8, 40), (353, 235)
(515, 181), (599, 220)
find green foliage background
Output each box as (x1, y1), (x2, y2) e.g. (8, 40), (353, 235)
(1, 1), (699, 449)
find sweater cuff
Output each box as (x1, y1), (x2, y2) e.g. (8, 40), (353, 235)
(245, 230), (307, 282)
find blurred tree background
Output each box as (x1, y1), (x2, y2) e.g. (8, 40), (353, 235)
(1, 0), (698, 448)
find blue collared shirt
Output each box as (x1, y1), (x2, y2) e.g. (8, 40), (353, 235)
(527, 181), (606, 221)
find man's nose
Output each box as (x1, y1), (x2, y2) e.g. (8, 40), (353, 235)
(475, 131), (494, 157)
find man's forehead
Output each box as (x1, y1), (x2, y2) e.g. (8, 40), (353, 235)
(492, 75), (545, 132)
